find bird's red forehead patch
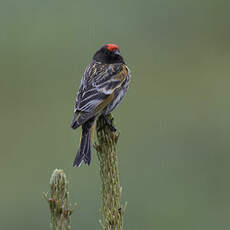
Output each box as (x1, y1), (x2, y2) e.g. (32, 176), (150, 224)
(106, 44), (119, 51)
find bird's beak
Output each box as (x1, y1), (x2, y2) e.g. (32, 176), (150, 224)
(114, 50), (120, 56)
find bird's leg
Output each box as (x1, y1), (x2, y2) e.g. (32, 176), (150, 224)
(101, 114), (117, 132)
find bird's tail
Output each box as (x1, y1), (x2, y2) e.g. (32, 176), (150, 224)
(73, 118), (96, 167)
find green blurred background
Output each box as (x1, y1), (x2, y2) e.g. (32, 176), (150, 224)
(1, 0), (230, 229)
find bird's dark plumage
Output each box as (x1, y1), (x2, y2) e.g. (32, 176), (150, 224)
(71, 44), (131, 167)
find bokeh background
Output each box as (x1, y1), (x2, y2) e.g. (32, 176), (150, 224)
(1, 0), (230, 229)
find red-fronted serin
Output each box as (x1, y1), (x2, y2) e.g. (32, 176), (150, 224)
(71, 44), (131, 167)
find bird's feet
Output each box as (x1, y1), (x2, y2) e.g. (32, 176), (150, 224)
(101, 114), (117, 132)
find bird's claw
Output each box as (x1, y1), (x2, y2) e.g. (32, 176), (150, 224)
(98, 114), (117, 132)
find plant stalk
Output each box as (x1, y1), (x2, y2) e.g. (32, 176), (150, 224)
(95, 114), (127, 230)
(44, 169), (76, 230)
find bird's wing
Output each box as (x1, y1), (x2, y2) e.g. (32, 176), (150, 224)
(72, 62), (128, 128)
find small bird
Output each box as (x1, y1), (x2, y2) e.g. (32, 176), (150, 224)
(71, 44), (131, 167)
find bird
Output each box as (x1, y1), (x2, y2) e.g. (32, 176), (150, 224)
(71, 43), (131, 167)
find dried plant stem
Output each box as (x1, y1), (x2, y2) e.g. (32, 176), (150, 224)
(95, 114), (127, 230)
(44, 169), (76, 230)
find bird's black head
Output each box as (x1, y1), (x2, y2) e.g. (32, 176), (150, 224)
(93, 44), (125, 64)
